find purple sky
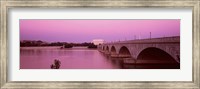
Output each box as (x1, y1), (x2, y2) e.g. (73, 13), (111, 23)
(20, 20), (180, 43)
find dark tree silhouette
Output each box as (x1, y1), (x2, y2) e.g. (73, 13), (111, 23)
(50, 59), (61, 69)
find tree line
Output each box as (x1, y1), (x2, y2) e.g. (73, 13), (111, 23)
(20, 40), (97, 48)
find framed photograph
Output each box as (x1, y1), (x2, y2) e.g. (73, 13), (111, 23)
(19, 19), (180, 69)
(0, 0), (199, 89)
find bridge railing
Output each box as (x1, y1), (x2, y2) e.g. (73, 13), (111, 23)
(102, 36), (180, 45)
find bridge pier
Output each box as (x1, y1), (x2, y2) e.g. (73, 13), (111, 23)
(104, 51), (110, 55)
(123, 58), (136, 64)
(118, 54), (132, 58)
(110, 54), (119, 58)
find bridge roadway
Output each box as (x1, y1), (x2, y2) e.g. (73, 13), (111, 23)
(98, 36), (180, 65)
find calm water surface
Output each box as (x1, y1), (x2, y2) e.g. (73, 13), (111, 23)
(20, 46), (180, 69)
(20, 46), (122, 69)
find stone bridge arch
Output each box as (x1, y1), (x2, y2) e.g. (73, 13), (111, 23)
(134, 45), (180, 63)
(110, 46), (117, 55)
(105, 46), (109, 52)
(118, 46), (132, 58)
(136, 47), (179, 64)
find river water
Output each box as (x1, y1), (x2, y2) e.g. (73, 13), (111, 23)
(20, 46), (180, 69)
(20, 46), (123, 69)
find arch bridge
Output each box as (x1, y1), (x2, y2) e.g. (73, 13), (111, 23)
(98, 36), (180, 64)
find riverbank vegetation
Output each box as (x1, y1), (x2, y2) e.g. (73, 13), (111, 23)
(20, 40), (97, 48)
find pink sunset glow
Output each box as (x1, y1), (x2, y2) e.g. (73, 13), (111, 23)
(20, 20), (180, 42)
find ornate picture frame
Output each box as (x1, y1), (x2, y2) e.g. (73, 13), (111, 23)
(0, 0), (199, 89)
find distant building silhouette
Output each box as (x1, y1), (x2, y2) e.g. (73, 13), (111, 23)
(92, 39), (105, 45)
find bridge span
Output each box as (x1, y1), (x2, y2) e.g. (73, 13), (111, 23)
(98, 36), (180, 65)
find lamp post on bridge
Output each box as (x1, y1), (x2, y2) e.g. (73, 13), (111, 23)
(150, 32), (151, 39)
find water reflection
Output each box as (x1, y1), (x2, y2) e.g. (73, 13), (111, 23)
(20, 46), (179, 69)
(20, 47), (121, 69)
